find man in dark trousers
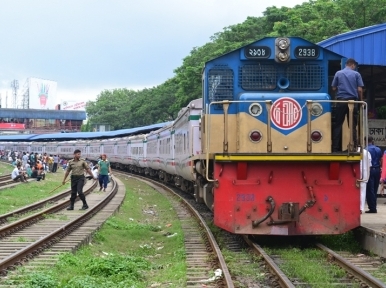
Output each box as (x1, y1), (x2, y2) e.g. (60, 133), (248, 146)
(62, 149), (97, 210)
(331, 58), (364, 152)
(365, 136), (382, 213)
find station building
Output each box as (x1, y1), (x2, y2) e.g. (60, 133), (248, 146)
(319, 22), (386, 147)
(0, 78), (87, 134)
(0, 108), (86, 135)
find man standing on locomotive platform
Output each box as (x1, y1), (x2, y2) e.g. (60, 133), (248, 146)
(365, 136), (382, 213)
(62, 149), (97, 210)
(331, 58), (364, 152)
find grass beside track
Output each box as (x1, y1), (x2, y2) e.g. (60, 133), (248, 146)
(0, 163), (68, 215)
(4, 175), (187, 288)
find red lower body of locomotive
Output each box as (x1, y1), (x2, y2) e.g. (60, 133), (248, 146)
(213, 161), (359, 236)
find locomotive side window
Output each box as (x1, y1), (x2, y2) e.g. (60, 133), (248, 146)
(208, 68), (233, 105)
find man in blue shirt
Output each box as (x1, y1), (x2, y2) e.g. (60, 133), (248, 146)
(365, 136), (382, 213)
(331, 58), (364, 152)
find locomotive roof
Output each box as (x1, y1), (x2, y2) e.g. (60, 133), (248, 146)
(204, 36), (344, 65)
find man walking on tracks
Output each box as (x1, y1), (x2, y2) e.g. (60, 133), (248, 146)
(62, 149), (97, 210)
(365, 136), (382, 213)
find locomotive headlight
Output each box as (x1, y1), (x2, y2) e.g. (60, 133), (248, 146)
(277, 52), (289, 62)
(275, 37), (290, 63)
(249, 103), (263, 117)
(311, 103), (323, 117)
(277, 38), (290, 50)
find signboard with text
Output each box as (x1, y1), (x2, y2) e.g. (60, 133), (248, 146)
(0, 123), (25, 130)
(369, 119), (386, 146)
(61, 100), (86, 111)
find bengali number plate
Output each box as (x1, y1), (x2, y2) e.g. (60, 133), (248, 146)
(294, 46), (319, 59)
(245, 46), (271, 59)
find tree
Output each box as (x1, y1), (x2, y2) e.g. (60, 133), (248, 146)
(88, 0), (386, 130)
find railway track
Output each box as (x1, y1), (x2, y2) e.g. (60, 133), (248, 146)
(119, 171), (386, 287)
(0, 180), (74, 227)
(0, 174), (23, 189)
(0, 177), (126, 286)
(114, 171), (234, 288)
(2, 165), (385, 287)
(242, 236), (386, 287)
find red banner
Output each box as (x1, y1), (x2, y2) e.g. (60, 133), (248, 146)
(0, 123), (25, 130)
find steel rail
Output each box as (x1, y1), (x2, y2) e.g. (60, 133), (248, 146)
(0, 181), (72, 225)
(0, 179), (115, 276)
(115, 171), (234, 288)
(243, 236), (295, 288)
(0, 180), (97, 237)
(316, 243), (386, 288)
(0, 174), (11, 181)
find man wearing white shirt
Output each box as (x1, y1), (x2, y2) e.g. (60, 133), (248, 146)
(359, 147), (372, 214)
(11, 164), (27, 183)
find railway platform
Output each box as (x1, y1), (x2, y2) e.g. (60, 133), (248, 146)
(356, 196), (386, 257)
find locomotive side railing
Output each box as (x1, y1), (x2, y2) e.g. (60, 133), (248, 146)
(205, 99), (368, 182)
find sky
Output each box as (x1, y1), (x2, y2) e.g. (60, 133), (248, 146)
(0, 0), (307, 109)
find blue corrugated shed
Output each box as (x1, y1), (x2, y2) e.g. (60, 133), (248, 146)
(0, 109), (86, 120)
(27, 121), (172, 141)
(318, 23), (386, 66)
(0, 134), (38, 142)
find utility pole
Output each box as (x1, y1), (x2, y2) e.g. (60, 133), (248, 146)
(10, 80), (19, 109)
(20, 79), (29, 109)
(5, 91), (8, 108)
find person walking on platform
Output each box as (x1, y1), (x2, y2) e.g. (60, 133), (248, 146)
(62, 149), (97, 210)
(365, 136), (382, 213)
(331, 58), (364, 152)
(98, 154), (112, 192)
(359, 146), (371, 214)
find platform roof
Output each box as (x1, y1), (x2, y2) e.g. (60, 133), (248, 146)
(318, 23), (386, 66)
(0, 134), (38, 142)
(0, 122), (171, 142)
(319, 23), (386, 102)
(0, 109), (86, 120)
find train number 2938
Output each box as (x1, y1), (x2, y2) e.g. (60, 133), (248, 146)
(236, 194), (255, 201)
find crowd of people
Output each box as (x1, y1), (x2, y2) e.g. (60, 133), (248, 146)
(7, 149), (112, 211)
(8, 151), (68, 182)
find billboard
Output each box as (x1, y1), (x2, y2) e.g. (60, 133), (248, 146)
(61, 100), (86, 111)
(29, 78), (57, 109)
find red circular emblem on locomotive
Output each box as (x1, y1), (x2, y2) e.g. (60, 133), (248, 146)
(271, 97), (302, 130)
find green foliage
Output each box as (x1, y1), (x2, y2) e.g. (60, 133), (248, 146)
(105, 217), (162, 232)
(86, 254), (150, 280)
(80, 121), (91, 132)
(24, 272), (57, 288)
(86, 0), (386, 129)
(376, 106), (386, 119)
(318, 231), (362, 253)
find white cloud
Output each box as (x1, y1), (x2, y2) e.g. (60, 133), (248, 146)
(0, 0), (307, 104)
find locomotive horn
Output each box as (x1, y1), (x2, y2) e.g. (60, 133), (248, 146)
(277, 77), (290, 89)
